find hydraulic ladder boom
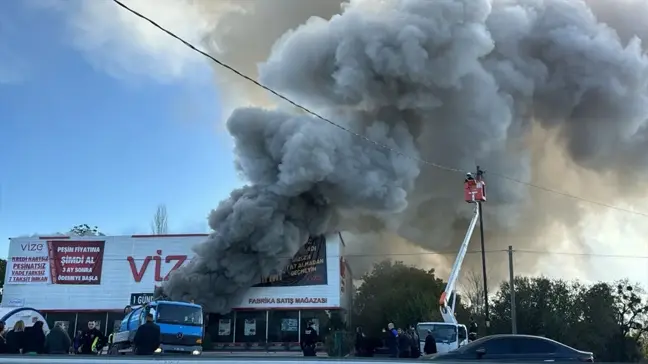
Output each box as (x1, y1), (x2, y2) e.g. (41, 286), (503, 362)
(438, 203), (480, 324)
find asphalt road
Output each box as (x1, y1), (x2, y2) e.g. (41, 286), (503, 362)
(0, 355), (419, 364)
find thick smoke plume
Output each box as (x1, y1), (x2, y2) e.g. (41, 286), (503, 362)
(163, 109), (419, 311)
(161, 0), (648, 311)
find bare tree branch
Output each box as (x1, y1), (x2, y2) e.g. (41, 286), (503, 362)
(459, 268), (491, 317)
(150, 204), (169, 235)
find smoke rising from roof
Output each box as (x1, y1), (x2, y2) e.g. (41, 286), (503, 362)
(153, 0), (648, 310)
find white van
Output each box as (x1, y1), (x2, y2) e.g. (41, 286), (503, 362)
(417, 322), (468, 354)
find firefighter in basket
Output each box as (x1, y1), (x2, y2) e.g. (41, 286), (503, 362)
(464, 167), (486, 203)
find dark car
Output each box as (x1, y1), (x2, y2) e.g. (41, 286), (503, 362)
(423, 334), (594, 362)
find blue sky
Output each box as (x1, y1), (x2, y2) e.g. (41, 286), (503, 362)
(0, 1), (242, 256)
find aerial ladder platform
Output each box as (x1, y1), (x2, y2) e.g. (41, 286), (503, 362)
(438, 166), (486, 325)
(417, 167), (486, 353)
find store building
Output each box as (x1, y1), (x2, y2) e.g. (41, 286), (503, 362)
(1, 232), (352, 350)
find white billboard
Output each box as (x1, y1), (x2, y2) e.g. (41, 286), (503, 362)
(2, 234), (343, 311)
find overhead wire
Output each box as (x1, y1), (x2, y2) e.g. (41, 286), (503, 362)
(111, 0), (648, 219)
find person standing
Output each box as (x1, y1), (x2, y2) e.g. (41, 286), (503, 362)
(301, 321), (318, 357)
(6, 320), (25, 354)
(133, 313), (160, 355)
(72, 331), (83, 354)
(0, 321), (7, 354)
(468, 317), (478, 341)
(79, 321), (104, 355)
(424, 329), (437, 355)
(45, 323), (71, 354)
(408, 325), (421, 358)
(397, 328), (411, 358)
(386, 323), (399, 358)
(354, 327), (366, 356)
(23, 321), (45, 354)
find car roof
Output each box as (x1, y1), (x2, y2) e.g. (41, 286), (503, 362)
(476, 334), (579, 348)
(486, 334), (550, 339)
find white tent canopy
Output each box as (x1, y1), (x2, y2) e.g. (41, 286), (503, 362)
(0, 307), (49, 333)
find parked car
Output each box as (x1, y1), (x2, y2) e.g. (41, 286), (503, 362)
(422, 334), (594, 362)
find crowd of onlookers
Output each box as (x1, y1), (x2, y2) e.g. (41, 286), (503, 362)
(354, 319), (479, 358)
(0, 320), (106, 355)
(354, 323), (431, 358)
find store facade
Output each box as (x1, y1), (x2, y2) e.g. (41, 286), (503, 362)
(1, 233), (353, 349)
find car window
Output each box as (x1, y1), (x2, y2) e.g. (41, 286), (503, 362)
(511, 337), (559, 354)
(455, 337), (483, 353)
(469, 337), (513, 355)
(458, 326), (467, 341)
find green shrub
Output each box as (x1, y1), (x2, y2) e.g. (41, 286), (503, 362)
(324, 330), (354, 357)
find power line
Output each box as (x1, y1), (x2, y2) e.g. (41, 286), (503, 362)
(111, 0), (648, 219)
(492, 173), (648, 217)
(512, 249), (648, 260)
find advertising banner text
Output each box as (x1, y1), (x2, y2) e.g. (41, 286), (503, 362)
(47, 240), (106, 285)
(253, 235), (328, 287)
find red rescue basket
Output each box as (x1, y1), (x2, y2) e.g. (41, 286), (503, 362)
(464, 172), (486, 203)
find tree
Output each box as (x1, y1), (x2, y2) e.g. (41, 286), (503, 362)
(602, 282), (648, 362)
(490, 277), (585, 341)
(614, 282), (648, 342)
(461, 269), (486, 317)
(150, 204), (169, 235)
(353, 260), (467, 336)
(489, 276), (647, 362)
(68, 224), (104, 236)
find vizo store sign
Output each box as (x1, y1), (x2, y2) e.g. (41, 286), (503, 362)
(130, 293), (154, 306)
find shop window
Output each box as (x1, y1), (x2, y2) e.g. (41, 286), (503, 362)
(300, 309), (329, 342)
(44, 312), (76, 339)
(207, 313), (234, 343)
(107, 312), (125, 336)
(77, 312), (107, 336)
(268, 310), (299, 343)
(234, 311), (266, 343)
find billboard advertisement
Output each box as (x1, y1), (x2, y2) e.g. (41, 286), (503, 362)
(253, 235), (328, 288)
(5, 240), (105, 285)
(2, 234), (342, 310)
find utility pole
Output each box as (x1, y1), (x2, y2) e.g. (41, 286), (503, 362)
(478, 201), (490, 332)
(508, 245), (517, 334)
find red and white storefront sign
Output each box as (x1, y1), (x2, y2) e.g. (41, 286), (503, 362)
(2, 234), (345, 311)
(5, 240), (106, 285)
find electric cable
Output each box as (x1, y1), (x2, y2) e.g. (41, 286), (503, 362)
(111, 0), (648, 219)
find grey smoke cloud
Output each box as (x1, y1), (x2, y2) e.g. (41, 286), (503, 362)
(163, 108), (419, 312)
(161, 0), (648, 310)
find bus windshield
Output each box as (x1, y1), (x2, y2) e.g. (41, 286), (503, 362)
(417, 323), (458, 343)
(156, 304), (203, 326)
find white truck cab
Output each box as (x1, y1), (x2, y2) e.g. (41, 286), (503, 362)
(417, 322), (468, 354)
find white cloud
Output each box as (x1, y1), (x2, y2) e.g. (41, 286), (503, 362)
(44, 0), (225, 83)
(34, 0), (344, 95)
